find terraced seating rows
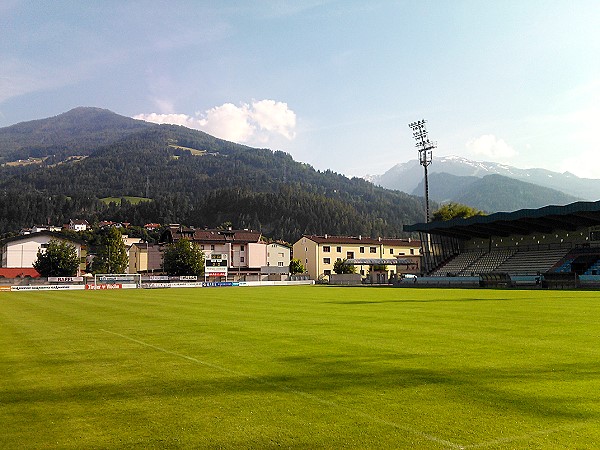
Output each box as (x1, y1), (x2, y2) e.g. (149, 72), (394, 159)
(431, 251), (484, 276)
(495, 248), (569, 275)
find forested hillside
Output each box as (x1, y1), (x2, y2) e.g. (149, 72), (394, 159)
(0, 108), (426, 242)
(414, 173), (579, 212)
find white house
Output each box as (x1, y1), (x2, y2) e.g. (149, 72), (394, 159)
(266, 242), (291, 269)
(0, 231), (86, 275)
(69, 219), (90, 232)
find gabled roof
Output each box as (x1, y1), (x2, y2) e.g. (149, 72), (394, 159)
(69, 219), (90, 225)
(301, 235), (420, 247)
(0, 231), (85, 246)
(404, 200), (600, 240)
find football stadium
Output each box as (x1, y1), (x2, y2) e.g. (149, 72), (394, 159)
(405, 200), (600, 289)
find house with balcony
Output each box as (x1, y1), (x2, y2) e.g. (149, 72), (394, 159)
(292, 234), (421, 281)
(161, 226), (267, 280)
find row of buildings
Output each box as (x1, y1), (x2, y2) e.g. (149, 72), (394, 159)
(0, 222), (421, 281)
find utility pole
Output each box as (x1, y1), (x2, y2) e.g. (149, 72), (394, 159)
(408, 119), (435, 223)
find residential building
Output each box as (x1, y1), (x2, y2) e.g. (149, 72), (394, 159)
(161, 226), (267, 280)
(292, 235), (421, 280)
(261, 242), (292, 281)
(128, 242), (163, 274)
(266, 242), (291, 269)
(0, 231), (87, 276)
(68, 219), (89, 232)
(122, 235), (144, 248)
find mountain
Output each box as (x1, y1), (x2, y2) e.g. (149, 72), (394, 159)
(0, 107), (151, 163)
(414, 173), (580, 212)
(370, 155), (600, 202)
(0, 108), (426, 241)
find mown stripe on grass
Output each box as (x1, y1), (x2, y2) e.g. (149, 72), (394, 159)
(101, 328), (465, 449)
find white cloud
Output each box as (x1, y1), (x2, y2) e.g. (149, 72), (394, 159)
(134, 100), (296, 144)
(466, 134), (517, 160)
(198, 103), (256, 142)
(250, 99), (297, 140)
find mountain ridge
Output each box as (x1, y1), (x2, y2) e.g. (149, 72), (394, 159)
(369, 155), (600, 202)
(0, 107), (426, 241)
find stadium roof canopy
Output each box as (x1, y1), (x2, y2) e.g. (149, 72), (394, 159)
(404, 201), (600, 240)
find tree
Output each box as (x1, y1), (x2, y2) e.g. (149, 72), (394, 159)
(333, 258), (356, 274)
(92, 227), (128, 273)
(432, 203), (485, 222)
(289, 258), (305, 275)
(162, 239), (204, 276)
(33, 239), (80, 277)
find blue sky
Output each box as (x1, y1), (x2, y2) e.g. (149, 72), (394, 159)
(1, 1), (599, 178)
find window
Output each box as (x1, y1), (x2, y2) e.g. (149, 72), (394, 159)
(389, 248), (394, 254)
(336, 246), (342, 252)
(278, 261), (284, 266)
(359, 247), (365, 253)
(347, 251), (354, 259)
(240, 257), (245, 262)
(210, 244), (215, 250)
(410, 249), (415, 255)
(240, 245), (245, 251)
(201, 245), (205, 250)
(370, 247), (377, 253)
(324, 270), (331, 276)
(323, 258), (331, 264)
(323, 246), (330, 252)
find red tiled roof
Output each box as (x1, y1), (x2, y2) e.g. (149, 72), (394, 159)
(302, 235), (420, 247)
(0, 268), (40, 278)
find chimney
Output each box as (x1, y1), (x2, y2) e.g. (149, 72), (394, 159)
(359, 235), (362, 240)
(325, 233), (328, 239)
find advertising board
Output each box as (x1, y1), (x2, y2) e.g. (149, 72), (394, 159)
(48, 277), (84, 283)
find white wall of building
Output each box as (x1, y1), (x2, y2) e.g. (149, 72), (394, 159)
(2, 235), (82, 270)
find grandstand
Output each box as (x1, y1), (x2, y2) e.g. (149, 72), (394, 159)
(405, 201), (600, 286)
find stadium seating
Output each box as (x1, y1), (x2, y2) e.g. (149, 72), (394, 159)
(430, 248), (573, 276)
(584, 258), (600, 275)
(430, 251), (484, 276)
(462, 249), (515, 275)
(495, 248), (569, 275)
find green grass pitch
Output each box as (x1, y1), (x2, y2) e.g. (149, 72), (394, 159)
(2, 286), (600, 449)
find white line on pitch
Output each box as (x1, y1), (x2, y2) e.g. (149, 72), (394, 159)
(100, 329), (464, 449)
(464, 422), (591, 449)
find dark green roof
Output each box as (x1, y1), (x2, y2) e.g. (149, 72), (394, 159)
(404, 200), (600, 239)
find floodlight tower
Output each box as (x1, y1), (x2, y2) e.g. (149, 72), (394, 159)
(409, 119), (435, 223)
